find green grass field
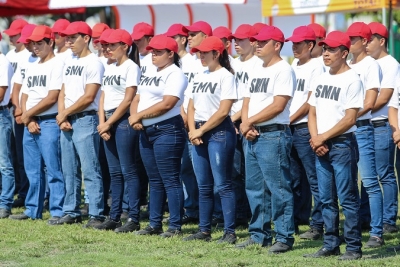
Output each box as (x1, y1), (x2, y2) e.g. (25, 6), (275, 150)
(1, 207), (400, 267)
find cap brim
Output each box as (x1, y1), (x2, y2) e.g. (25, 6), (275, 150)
(183, 26), (201, 33)
(131, 32), (145, 41)
(3, 29), (20, 36)
(285, 36), (306, 42)
(318, 39), (341, 47)
(230, 33), (250, 40)
(191, 45), (213, 53)
(27, 35), (46, 42)
(16, 37), (29, 44)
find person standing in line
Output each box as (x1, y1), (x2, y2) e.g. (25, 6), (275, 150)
(52, 19), (72, 61)
(132, 22), (156, 76)
(92, 23), (111, 65)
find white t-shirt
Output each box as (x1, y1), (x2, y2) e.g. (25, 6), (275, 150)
(137, 64), (188, 126)
(21, 57), (64, 115)
(6, 48), (30, 74)
(139, 53), (157, 77)
(190, 67), (237, 121)
(13, 55), (40, 100)
(348, 56), (382, 121)
(182, 54), (205, 113)
(308, 69), (363, 134)
(232, 55), (263, 114)
(0, 54), (13, 106)
(102, 59), (141, 111)
(55, 49), (73, 63)
(388, 73), (400, 125)
(63, 53), (104, 111)
(244, 60), (296, 126)
(292, 56), (328, 72)
(372, 55), (399, 121)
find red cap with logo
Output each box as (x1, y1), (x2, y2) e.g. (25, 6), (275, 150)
(250, 25), (284, 43)
(165, 23), (187, 37)
(182, 21), (212, 36)
(368, 22), (388, 38)
(230, 24), (257, 40)
(253, 22), (267, 34)
(102, 29), (132, 46)
(213, 26), (232, 40)
(308, 23), (326, 38)
(60, 21), (92, 37)
(191, 36), (225, 54)
(17, 24), (36, 44)
(92, 23), (110, 38)
(52, 19), (70, 33)
(4, 19), (29, 36)
(27, 25), (53, 42)
(346, 22), (372, 40)
(318, 31), (351, 49)
(131, 22), (154, 41)
(146, 35), (178, 53)
(285, 26), (316, 42)
(95, 29), (114, 44)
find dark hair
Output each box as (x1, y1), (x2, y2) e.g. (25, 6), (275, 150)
(79, 33), (92, 45)
(305, 40), (316, 52)
(43, 38), (56, 49)
(373, 33), (388, 48)
(339, 45), (349, 53)
(213, 50), (234, 74)
(273, 41), (284, 51)
(127, 42), (141, 67)
(173, 52), (181, 68)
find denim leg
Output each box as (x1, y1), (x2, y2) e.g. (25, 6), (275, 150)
(359, 183), (371, 224)
(99, 140), (110, 212)
(14, 122), (29, 199)
(396, 148), (400, 192)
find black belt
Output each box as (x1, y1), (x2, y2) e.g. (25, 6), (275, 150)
(195, 120), (207, 128)
(0, 105), (8, 110)
(329, 132), (354, 143)
(255, 124), (286, 133)
(33, 113), (57, 121)
(291, 122), (308, 130)
(371, 119), (388, 128)
(68, 110), (97, 120)
(356, 119), (371, 127)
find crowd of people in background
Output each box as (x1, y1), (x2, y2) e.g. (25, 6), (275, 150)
(0, 16), (400, 261)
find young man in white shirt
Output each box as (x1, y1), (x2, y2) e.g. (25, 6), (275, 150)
(304, 31), (363, 260)
(52, 21), (105, 228)
(131, 22), (156, 76)
(51, 19), (72, 62)
(237, 26), (296, 253)
(346, 22), (384, 247)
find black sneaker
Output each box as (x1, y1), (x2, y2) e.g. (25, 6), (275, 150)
(12, 197), (25, 208)
(217, 233), (237, 244)
(50, 214), (82, 225)
(47, 216), (61, 225)
(83, 218), (104, 229)
(80, 204), (89, 217)
(182, 214), (198, 225)
(115, 218), (140, 233)
(269, 241), (291, 254)
(304, 247), (340, 258)
(93, 218), (121, 230)
(160, 228), (182, 238)
(9, 213), (29, 220)
(136, 225), (163, 235)
(236, 238), (263, 249)
(383, 223), (398, 234)
(211, 217), (224, 228)
(183, 231), (212, 242)
(365, 236), (384, 248)
(299, 228), (323, 240)
(338, 250), (362, 260)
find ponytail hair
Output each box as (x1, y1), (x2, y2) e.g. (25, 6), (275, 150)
(173, 52), (181, 68)
(214, 50), (234, 74)
(128, 42), (140, 67)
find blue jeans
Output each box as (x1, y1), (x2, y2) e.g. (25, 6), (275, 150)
(60, 114), (104, 219)
(317, 134), (361, 253)
(23, 118), (64, 219)
(355, 124), (383, 237)
(0, 109), (15, 210)
(290, 126), (323, 231)
(192, 117), (236, 234)
(245, 126), (294, 246)
(103, 111), (140, 222)
(374, 122), (398, 226)
(13, 122), (29, 199)
(139, 115), (185, 230)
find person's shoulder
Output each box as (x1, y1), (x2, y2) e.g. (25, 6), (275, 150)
(378, 54), (399, 66)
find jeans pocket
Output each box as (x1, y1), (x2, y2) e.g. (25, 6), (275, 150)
(332, 142), (351, 151)
(77, 116), (97, 128)
(211, 130), (226, 141)
(295, 128), (310, 138)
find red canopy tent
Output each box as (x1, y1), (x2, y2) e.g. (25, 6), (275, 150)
(0, 0), (85, 16)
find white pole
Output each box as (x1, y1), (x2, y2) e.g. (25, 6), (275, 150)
(382, 7), (387, 27)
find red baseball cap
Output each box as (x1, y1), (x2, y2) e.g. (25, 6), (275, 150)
(191, 36), (225, 54)
(95, 29), (114, 44)
(285, 26), (316, 42)
(308, 23), (326, 38)
(92, 23), (110, 38)
(318, 31), (351, 49)
(131, 22), (154, 41)
(183, 21), (212, 36)
(213, 26), (232, 40)
(60, 21), (92, 37)
(4, 19), (28, 36)
(368, 22), (388, 38)
(253, 22), (267, 34)
(52, 19), (70, 33)
(346, 22), (372, 40)
(250, 25), (285, 43)
(230, 24), (257, 40)
(146, 35), (178, 53)
(165, 23), (187, 37)
(27, 25), (53, 42)
(17, 24), (36, 44)
(102, 29), (132, 46)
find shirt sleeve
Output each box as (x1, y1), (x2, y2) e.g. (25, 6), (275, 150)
(13, 63), (24, 85)
(126, 62), (141, 87)
(0, 59), (11, 87)
(164, 69), (188, 99)
(365, 60), (381, 90)
(273, 68), (295, 97)
(220, 72), (237, 101)
(86, 59), (104, 85)
(381, 60), (398, 89)
(344, 79), (364, 110)
(308, 79), (317, 107)
(49, 60), (64, 91)
(388, 85), (399, 108)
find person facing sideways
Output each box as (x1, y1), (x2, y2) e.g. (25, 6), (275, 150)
(304, 31), (364, 260)
(182, 36), (238, 244)
(51, 21), (106, 228)
(165, 23), (200, 225)
(4, 19), (30, 73)
(91, 29), (142, 232)
(212, 26), (235, 66)
(285, 25), (325, 240)
(51, 19), (73, 61)
(0, 33), (15, 219)
(92, 23), (110, 65)
(128, 35), (188, 238)
(252, 22), (267, 34)
(237, 25), (296, 254)
(346, 22), (384, 248)
(366, 22), (400, 235)
(131, 22), (156, 75)
(8, 25), (65, 223)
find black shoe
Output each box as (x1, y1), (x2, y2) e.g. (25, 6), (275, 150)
(383, 223), (398, 234)
(51, 214), (82, 225)
(211, 217), (224, 228)
(93, 218), (121, 230)
(9, 213), (29, 220)
(217, 232), (237, 244)
(12, 197), (25, 208)
(299, 228), (323, 240)
(80, 204), (89, 217)
(136, 225), (163, 235)
(304, 247), (340, 258)
(47, 216), (61, 225)
(43, 198), (49, 211)
(365, 236), (384, 248)
(236, 238), (264, 249)
(160, 228), (182, 238)
(0, 208), (11, 219)
(269, 241), (291, 254)
(387, 244), (400, 252)
(139, 210), (149, 220)
(182, 214), (198, 225)
(115, 218), (140, 233)
(83, 218), (104, 228)
(338, 250), (362, 260)
(183, 231), (212, 242)
(235, 218), (249, 228)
